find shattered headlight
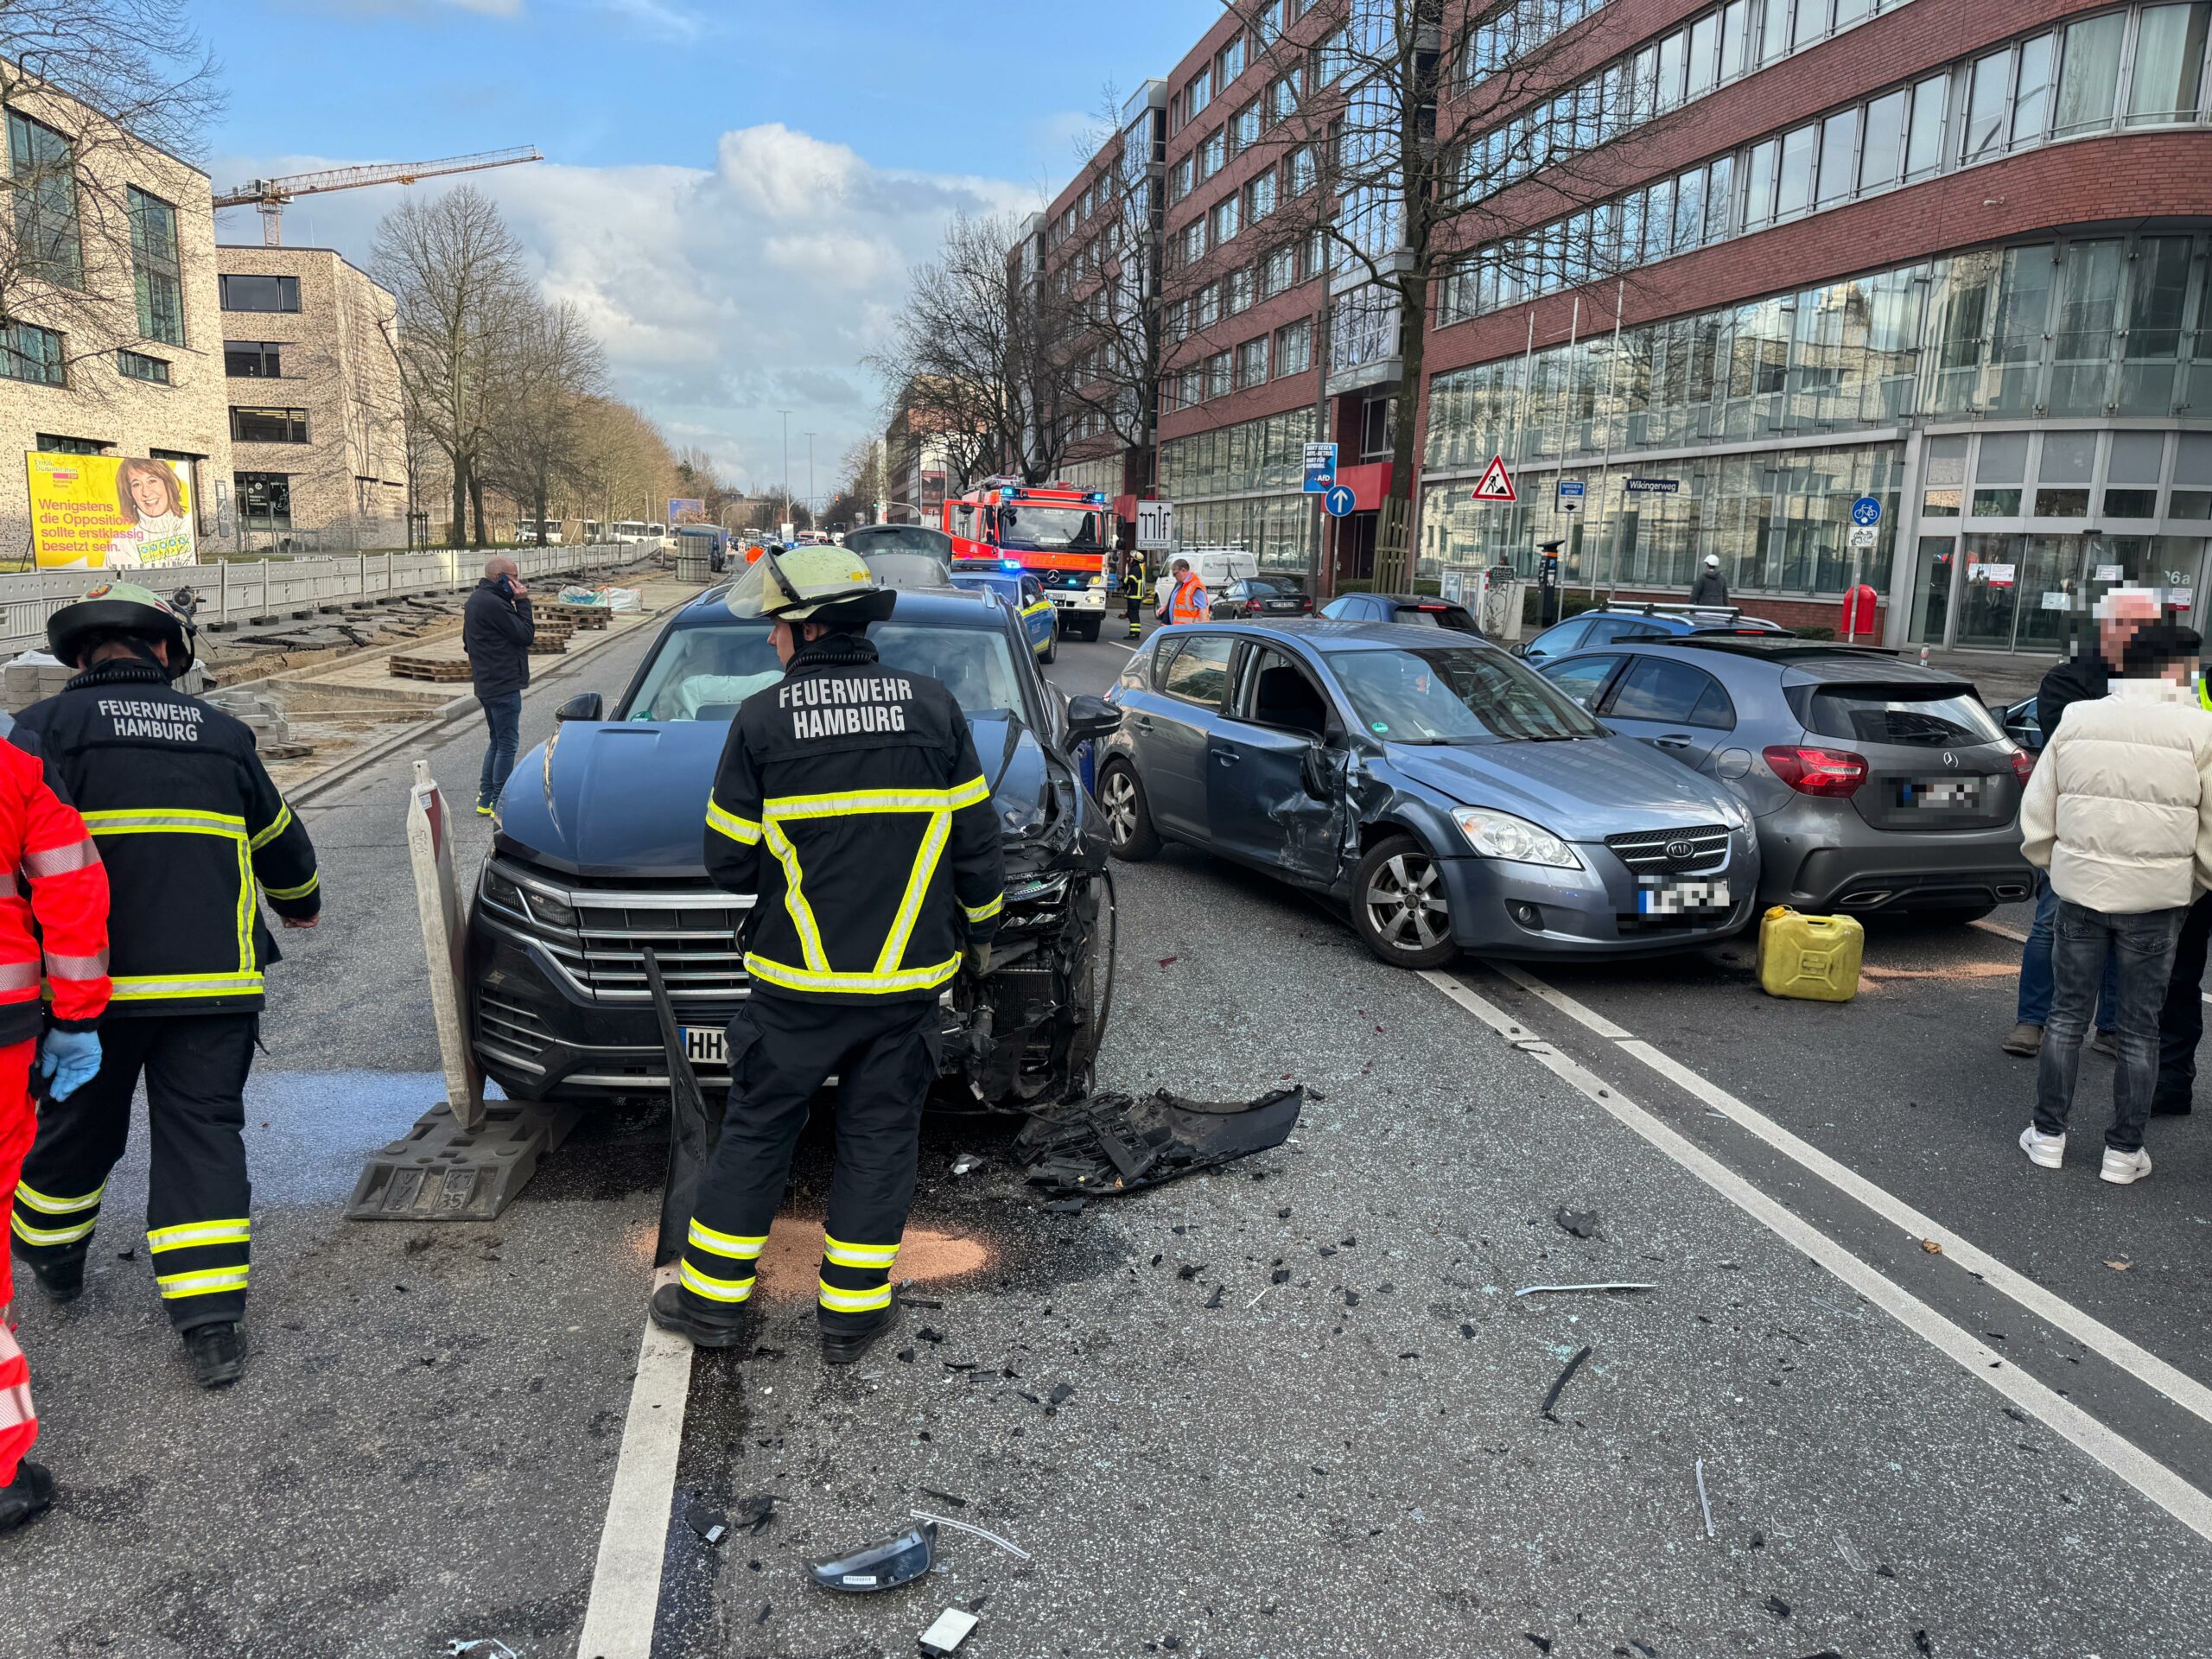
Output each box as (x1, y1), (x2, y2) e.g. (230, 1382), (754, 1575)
(1452, 808), (1582, 870)
(1006, 872), (1073, 906)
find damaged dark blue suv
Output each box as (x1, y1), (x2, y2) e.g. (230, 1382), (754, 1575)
(467, 582), (1120, 1109)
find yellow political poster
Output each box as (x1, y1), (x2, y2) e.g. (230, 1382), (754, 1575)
(26, 452), (198, 569)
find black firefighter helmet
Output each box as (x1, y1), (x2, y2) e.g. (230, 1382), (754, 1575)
(47, 580), (198, 678)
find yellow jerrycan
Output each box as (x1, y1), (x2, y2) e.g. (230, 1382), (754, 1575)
(1756, 906), (1864, 1002)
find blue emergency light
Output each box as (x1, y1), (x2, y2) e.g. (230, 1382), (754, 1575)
(1002, 559), (1022, 570)
(1088, 492), (1108, 505)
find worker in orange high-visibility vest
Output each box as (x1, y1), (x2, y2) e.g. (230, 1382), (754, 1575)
(1167, 558), (1211, 626)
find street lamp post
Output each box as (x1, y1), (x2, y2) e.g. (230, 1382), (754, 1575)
(779, 410), (791, 527)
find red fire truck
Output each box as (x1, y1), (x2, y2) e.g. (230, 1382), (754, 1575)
(940, 478), (1112, 642)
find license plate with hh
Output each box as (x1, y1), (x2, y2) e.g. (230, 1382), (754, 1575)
(683, 1026), (727, 1065)
(1897, 778), (1982, 809)
(1637, 876), (1731, 918)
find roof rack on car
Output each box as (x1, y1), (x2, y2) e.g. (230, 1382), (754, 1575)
(1666, 635), (1899, 659)
(1626, 601), (1739, 621)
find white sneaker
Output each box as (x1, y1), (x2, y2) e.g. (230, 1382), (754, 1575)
(2019, 1124), (2067, 1169)
(2100, 1147), (2152, 1185)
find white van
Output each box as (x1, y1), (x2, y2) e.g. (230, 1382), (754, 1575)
(1154, 546), (1259, 608)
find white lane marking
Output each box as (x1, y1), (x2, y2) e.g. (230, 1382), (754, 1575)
(1972, 918), (2212, 1009)
(1493, 960), (1632, 1038)
(1107, 640), (1138, 653)
(1477, 965), (2212, 1434)
(1420, 969), (2212, 1545)
(575, 1265), (694, 1659)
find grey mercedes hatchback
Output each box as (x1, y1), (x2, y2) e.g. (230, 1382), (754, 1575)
(1536, 636), (2035, 920)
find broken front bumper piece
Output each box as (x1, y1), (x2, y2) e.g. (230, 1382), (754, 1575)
(806, 1522), (938, 1593)
(1015, 1085), (1305, 1198)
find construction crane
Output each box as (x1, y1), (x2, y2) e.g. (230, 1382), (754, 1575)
(213, 146), (544, 245)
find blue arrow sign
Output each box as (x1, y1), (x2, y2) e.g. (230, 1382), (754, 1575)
(1851, 495), (1883, 527)
(1323, 484), (1357, 518)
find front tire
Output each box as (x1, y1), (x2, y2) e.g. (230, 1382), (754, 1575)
(1099, 761), (1160, 861)
(1039, 626), (1057, 664)
(1350, 834), (1458, 969)
(1077, 615), (1102, 642)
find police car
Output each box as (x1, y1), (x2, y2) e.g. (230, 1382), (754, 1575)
(947, 561), (1060, 663)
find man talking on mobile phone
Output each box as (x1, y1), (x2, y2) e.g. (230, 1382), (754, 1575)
(463, 556), (535, 817)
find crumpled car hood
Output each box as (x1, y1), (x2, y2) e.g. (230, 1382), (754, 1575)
(495, 712), (1052, 880)
(1383, 734), (1738, 840)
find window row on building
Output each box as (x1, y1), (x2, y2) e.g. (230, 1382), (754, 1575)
(1444, 4), (2212, 326)
(1429, 232), (2212, 484)
(1166, 318), (1314, 410)
(1458, 0), (1920, 194)
(1166, 227), (1325, 340)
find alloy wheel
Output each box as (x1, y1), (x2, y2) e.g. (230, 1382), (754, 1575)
(1364, 852), (1448, 952)
(1101, 769), (1138, 845)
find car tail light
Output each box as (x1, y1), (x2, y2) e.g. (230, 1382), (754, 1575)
(2010, 747), (2035, 784)
(1763, 745), (1869, 798)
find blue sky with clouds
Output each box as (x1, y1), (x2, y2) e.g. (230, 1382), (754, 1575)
(186, 0), (1215, 496)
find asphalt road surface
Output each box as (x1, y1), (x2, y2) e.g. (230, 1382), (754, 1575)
(8, 611), (2209, 1658)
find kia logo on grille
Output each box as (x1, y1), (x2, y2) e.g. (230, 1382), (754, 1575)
(1666, 838), (1696, 861)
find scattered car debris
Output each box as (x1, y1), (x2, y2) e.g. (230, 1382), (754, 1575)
(806, 1522), (937, 1593)
(911, 1509), (1031, 1561)
(1694, 1459), (1716, 1540)
(445, 1643), (518, 1659)
(1538, 1345), (1592, 1421)
(1913, 1632), (1935, 1656)
(918, 1487), (967, 1508)
(1514, 1282), (1656, 1299)
(919, 1606), (982, 1655)
(2105, 1260), (2133, 1271)
(1015, 1086), (1305, 1198)
(1205, 1286), (1225, 1309)
(1765, 1595), (1792, 1620)
(683, 1497), (728, 1546)
(951, 1154), (984, 1176)
(735, 1493), (775, 1535)
(1554, 1207), (1601, 1239)
(754, 1602), (772, 1624)
(1048, 1382), (1076, 1407)
(1524, 1636), (1553, 1654)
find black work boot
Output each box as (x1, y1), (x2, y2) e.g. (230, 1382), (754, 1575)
(184, 1322), (246, 1389)
(0, 1461), (53, 1533)
(649, 1283), (749, 1349)
(21, 1251), (84, 1305)
(821, 1295), (901, 1366)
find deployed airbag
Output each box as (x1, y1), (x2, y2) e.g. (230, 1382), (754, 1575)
(1015, 1086), (1305, 1198)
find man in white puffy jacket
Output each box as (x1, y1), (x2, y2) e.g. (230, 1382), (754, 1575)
(2019, 622), (2212, 1185)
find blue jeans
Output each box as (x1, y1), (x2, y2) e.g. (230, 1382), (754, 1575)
(477, 691), (522, 808)
(2035, 900), (2183, 1153)
(2018, 873), (2117, 1031)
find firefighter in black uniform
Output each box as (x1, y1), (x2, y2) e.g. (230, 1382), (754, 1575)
(1122, 555), (1147, 639)
(9, 583), (320, 1389)
(649, 548), (1002, 1364)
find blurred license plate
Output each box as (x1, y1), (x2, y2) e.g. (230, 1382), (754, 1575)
(1637, 876), (1731, 917)
(683, 1027), (726, 1065)
(1898, 778), (1982, 809)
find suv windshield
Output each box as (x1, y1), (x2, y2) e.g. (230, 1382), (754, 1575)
(994, 505), (1103, 550)
(1802, 684), (2003, 747)
(622, 616), (1032, 724)
(1332, 645), (1600, 742)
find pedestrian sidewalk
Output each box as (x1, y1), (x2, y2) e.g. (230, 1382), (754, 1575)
(1916, 646), (2060, 710)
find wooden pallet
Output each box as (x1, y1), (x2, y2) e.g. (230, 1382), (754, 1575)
(547, 603), (610, 630)
(389, 655), (474, 683)
(525, 636), (569, 656)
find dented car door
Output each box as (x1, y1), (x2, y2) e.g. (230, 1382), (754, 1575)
(1206, 643), (1348, 886)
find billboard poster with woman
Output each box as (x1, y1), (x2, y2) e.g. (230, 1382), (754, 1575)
(25, 453), (198, 569)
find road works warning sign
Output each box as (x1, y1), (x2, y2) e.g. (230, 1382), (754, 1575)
(1471, 455), (1516, 504)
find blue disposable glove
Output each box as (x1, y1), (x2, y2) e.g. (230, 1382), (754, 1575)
(37, 1028), (101, 1103)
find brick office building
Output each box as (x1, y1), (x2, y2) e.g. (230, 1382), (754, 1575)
(1052, 0), (2212, 649)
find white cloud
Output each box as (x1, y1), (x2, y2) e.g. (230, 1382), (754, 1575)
(213, 126), (1039, 494)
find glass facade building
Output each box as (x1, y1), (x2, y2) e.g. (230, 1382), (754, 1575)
(1421, 232), (2212, 648)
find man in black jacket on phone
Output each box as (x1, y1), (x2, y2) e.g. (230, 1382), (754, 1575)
(462, 556), (535, 816)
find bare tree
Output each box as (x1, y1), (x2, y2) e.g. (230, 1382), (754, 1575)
(480, 296), (607, 546)
(372, 185), (531, 548)
(1197, 0), (1639, 588)
(870, 212), (1083, 486)
(0, 1), (223, 388)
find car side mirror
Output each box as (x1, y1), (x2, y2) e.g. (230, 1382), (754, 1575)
(556, 691), (603, 722)
(1065, 694), (1122, 745)
(1300, 741), (1346, 800)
